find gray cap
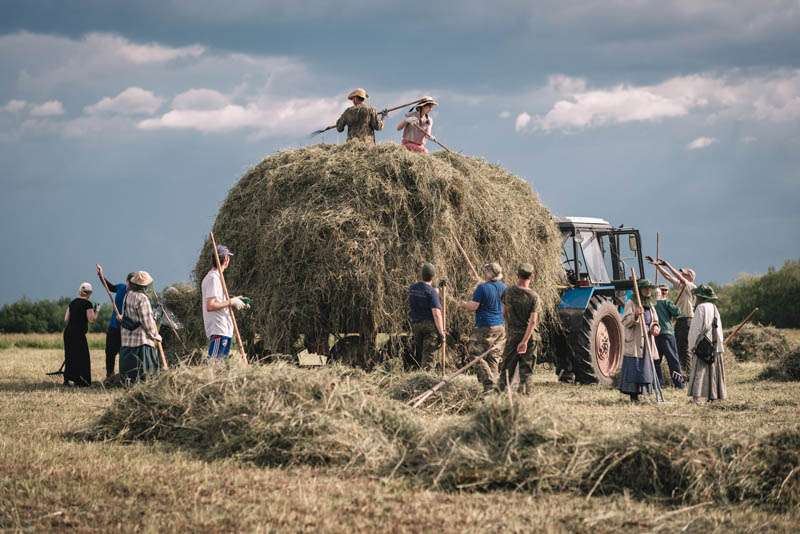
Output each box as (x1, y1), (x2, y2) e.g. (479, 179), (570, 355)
(215, 244), (233, 258)
(421, 262), (436, 280)
(483, 262), (503, 281)
(517, 262), (534, 278)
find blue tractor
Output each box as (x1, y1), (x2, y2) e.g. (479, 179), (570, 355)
(552, 217), (645, 385)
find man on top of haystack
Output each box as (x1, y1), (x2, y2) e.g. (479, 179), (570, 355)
(335, 88), (388, 144)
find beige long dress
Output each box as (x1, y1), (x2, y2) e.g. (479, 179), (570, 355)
(687, 301), (728, 400)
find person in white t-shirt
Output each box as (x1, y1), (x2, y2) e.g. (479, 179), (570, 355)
(649, 257), (697, 374)
(201, 245), (247, 361)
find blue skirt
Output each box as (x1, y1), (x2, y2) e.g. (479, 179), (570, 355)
(618, 355), (654, 395)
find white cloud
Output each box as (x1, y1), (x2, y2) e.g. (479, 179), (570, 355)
(2, 100), (27, 112)
(514, 112), (531, 132)
(85, 87), (163, 115)
(172, 89), (230, 110)
(85, 33), (205, 64)
(138, 96), (345, 137)
(499, 111), (511, 119)
(687, 136), (717, 150)
(30, 101), (64, 116)
(516, 70), (800, 133)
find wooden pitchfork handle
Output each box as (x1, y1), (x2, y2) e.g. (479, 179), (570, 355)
(311, 98), (429, 137)
(724, 307), (758, 345)
(209, 232), (248, 365)
(96, 264), (122, 320)
(448, 228), (482, 282)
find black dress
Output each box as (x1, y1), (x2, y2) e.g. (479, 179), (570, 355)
(64, 298), (93, 386)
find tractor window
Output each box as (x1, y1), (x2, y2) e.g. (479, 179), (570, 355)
(578, 230), (611, 283)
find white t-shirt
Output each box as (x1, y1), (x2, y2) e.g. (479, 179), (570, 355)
(201, 270), (234, 338)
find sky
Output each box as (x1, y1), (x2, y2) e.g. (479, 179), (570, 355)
(1, 1), (799, 305)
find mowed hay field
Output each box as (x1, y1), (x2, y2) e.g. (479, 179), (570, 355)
(1, 335), (799, 533)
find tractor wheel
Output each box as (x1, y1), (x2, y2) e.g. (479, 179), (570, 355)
(570, 296), (623, 385)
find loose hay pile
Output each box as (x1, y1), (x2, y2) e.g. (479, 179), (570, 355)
(184, 143), (563, 359)
(80, 363), (800, 510)
(759, 346), (800, 381)
(724, 324), (791, 361)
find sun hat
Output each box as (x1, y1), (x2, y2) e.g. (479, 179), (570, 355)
(517, 263), (534, 278)
(416, 96), (438, 109)
(79, 282), (93, 295)
(692, 284), (718, 301)
(347, 88), (369, 100)
(679, 268), (696, 279)
(637, 278), (656, 290)
(130, 271), (154, 287)
(483, 262), (503, 281)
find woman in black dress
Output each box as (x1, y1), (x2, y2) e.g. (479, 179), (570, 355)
(63, 282), (100, 386)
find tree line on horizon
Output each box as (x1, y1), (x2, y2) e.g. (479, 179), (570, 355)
(0, 260), (798, 334)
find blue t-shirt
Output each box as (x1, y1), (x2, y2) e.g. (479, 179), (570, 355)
(472, 280), (506, 327)
(409, 282), (441, 323)
(109, 283), (127, 328)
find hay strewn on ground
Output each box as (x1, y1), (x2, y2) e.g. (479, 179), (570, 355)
(81, 363), (800, 510)
(183, 143), (562, 358)
(758, 347), (800, 381)
(724, 324), (790, 361)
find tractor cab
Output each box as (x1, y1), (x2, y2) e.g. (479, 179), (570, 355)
(557, 216), (644, 294)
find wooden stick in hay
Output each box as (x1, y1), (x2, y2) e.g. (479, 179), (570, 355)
(410, 342), (502, 408)
(440, 279), (447, 375)
(448, 228), (482, 282)
(210, 231), (248, 365)
(724, 307), (759, 345)
(630, 268), (665, 403)
(655, 232), (659, 286)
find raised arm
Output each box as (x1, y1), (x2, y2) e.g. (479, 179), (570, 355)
(649, 258), (676, 284)
(661, 259), (688, 285)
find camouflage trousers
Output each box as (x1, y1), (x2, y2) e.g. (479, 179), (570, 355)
(467, 325), (506, 392)
(498, 332), (539, 394)
(411, 320), (440, 370)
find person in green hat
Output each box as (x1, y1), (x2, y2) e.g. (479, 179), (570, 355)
(497, 263), (540, 394)
(686, 284), (727, 404)
(335, 88), (388, 145)
(618, 278), (660, 402)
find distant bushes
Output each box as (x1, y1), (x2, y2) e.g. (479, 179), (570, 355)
(713, 260), (800, 328)
(0, 297), (111, 334)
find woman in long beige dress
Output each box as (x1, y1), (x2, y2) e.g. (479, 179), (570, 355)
(687, 284), (727, 404)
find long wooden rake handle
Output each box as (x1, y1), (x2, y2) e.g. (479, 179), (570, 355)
(210, 232), (248, 365)
(407, 120), (452, 152)
(311, 97), (429, 137)
(724, 307), (758, 345)
(630, 268), (663, 401)
(96, 264), (122, 320)
(448, 228), (482, 282)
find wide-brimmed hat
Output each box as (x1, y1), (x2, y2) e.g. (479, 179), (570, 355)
(79, 282), (93, 295)
(637, 278), (656, 290)
(692, 284), (718, 301)
(483, 262), (503, 281)
(347, 88), (369, 100)
(416, 96), (438, 108)
(130, 271), (153, 287)
(680, 268), (696, 279)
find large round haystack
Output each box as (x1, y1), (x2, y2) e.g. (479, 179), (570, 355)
(193, 142), (563, 358)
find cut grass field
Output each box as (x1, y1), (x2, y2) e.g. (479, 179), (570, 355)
(1, 333), (799, 533)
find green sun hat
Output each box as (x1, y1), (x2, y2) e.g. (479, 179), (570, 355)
(637, 278), (656, 290)
(692, 284), (718, 301)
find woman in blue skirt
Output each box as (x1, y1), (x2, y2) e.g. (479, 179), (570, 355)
(619, 279), (660, 402)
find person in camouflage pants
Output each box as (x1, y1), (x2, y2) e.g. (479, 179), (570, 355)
(408, 263), (445, 370)
(460, 262), (506, 393)
(498, 263), (540, 394)
(335, 88), (387, 145)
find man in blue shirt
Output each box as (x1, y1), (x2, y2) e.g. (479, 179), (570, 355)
(459, 262), (506, 393)
(96, 265), (134, 378)
(408, 263), (445, 370)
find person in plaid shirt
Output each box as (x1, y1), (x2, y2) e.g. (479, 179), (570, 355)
(120, 270), (162, 383)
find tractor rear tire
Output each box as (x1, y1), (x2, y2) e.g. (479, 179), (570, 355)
(570, 296), (623, 385)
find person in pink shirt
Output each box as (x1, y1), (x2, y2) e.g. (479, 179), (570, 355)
(396, 96), (438, 153)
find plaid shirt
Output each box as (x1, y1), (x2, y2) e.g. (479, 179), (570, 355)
(121, 290), (159, 348)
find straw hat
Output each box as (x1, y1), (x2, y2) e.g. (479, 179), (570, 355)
(79, 282), (93, 295)
(416, 96), (438, 108)
(680, 268), (696, 279)
(130, 271), (154, 287)
(347, 88), (369, 100)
